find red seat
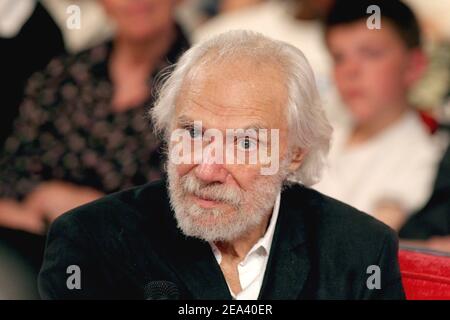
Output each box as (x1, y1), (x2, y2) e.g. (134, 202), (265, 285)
(399, 248), (450, 299)
(418, 110), (439, 134)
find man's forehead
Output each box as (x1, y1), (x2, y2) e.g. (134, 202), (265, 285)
(175, 114), (272, 132)
(174, 96), (286, 132)
(174, 58), (288, 128)
(186, 54), (286, 85)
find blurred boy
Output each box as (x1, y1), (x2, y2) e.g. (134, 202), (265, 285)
(314, 0), (445, 230)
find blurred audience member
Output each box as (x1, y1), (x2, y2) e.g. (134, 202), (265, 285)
(313, 0), (446, 231)
(0, 0), (189, 235)
(404, 0), (450, 43)
(399, 124), (450, 252)
(193, 0), (345, 123)
(42, 0), (114, 53)
(410, 41), (450, 113)
(0, 0), (65, 147)
(219, 0), (265, 13)
(404, 0), (450, 115)
(0, 241), (39, 299)
(177, 0), (266, 34)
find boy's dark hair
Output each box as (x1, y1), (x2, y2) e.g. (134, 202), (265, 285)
(325, 0), (422, 49)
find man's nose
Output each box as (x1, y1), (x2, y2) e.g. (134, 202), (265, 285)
(192, 136), (229, 183)
(194, 162), (228, 184)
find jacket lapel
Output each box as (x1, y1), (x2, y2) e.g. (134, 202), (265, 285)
(168, 235), (233, 299)
(258, 186), (311, 299)
(141, 184), (232, 300)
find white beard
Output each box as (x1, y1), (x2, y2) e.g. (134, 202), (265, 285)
(166, 160), (289, 242)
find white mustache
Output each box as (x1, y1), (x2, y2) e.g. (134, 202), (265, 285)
(180, 174), (243, 207)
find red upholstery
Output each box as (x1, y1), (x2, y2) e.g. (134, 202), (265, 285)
(399, 248), (450, 300)
(418, 110), (439, 134)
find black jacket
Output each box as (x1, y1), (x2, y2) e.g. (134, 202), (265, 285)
(38, 180), (405, 299)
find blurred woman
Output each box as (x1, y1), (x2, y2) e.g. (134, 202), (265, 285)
(0, 0), (189, 235)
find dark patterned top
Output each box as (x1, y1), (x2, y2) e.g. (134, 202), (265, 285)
(0, 28), (189, 200)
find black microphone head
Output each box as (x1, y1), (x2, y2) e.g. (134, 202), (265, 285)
(143, 281), (179, 300)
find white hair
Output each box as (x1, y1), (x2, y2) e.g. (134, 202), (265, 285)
(151, 30), (332, 186)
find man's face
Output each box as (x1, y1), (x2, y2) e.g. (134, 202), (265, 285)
(327, 20), (421, 125)
(166, 57), (294, 242)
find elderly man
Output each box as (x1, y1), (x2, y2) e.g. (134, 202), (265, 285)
(39, 31), (405, 300)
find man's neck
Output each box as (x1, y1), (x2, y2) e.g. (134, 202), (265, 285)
(214, 208), (274, 296)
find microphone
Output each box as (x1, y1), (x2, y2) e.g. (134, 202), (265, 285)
(143, 281), (179, 300)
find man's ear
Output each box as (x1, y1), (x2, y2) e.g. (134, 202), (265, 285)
(404, 48), (428, 87)
(289, 148), (306, 172)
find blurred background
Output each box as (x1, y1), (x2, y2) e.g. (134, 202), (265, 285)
(0, 0), (449, 299)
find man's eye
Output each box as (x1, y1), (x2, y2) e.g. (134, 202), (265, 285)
(237, 137), (257, 151)
(188, 127), (202, 139)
